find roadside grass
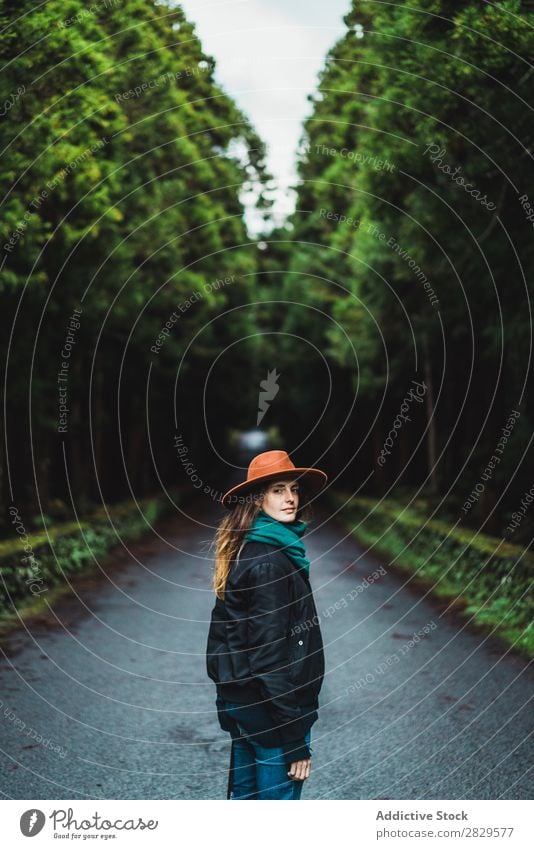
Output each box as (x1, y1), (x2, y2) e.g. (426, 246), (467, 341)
(328, 492), (534, 658)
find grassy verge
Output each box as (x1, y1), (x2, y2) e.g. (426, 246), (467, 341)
(327, 492), (534, 658)
(0, 489), (183, 638)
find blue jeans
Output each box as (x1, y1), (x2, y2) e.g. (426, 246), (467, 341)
(227, 713), (311, 800)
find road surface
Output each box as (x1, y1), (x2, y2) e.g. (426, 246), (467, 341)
(0, 492), (532, 799)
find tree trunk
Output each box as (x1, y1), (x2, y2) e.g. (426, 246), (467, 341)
(421, 333), (439, 495)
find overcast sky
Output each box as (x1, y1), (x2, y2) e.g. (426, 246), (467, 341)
(178, 0), (351, 232)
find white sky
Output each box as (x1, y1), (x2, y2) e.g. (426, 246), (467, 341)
(177, 0), (351, 233)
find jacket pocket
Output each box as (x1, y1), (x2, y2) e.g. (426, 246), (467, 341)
(225, 621), (251, 681)
(207, 641), (235, 684)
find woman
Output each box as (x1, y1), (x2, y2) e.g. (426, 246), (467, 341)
(206, 449), (328, 800)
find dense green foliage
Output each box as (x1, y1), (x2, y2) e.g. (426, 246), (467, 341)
(1, 0), (269, 528)
(1, 0), (533, 651)
(258, 0), (534, 539)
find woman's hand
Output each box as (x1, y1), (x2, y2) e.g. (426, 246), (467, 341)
(288, 758), (311, 781)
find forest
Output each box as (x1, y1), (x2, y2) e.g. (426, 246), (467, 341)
(1, 1), (533, 806)
(1, 0), (533, 547)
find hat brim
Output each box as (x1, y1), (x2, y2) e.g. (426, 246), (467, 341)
(221, 468), (327, 509)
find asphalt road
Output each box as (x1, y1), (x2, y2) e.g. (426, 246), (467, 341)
(0, 494), (532, 800)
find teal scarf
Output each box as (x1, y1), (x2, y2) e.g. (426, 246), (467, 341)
(244, 509), (311, 574)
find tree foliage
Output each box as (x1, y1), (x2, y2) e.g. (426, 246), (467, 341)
(0, 0), (269, 524)
(259, 0), (534, 533)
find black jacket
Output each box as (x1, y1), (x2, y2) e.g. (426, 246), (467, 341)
(206, 540), (325, 765)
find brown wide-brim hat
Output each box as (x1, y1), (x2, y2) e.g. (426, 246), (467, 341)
(221, 450), (328, 509)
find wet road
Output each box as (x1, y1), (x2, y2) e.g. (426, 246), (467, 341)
(0, 493), (532, 800)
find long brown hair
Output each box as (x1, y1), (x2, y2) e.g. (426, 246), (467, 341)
(212, 482), (313, 600)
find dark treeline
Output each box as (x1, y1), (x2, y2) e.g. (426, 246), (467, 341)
(256, 0), (534, 539)
(1, 0), (270, 533)
(1, 0), (533, 544)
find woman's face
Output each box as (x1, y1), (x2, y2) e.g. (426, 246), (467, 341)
(259, 478), (299, 522)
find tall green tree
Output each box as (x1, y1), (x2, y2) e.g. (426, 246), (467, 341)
(0, 0), (269, 527)
(259, 0), (534, 532)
